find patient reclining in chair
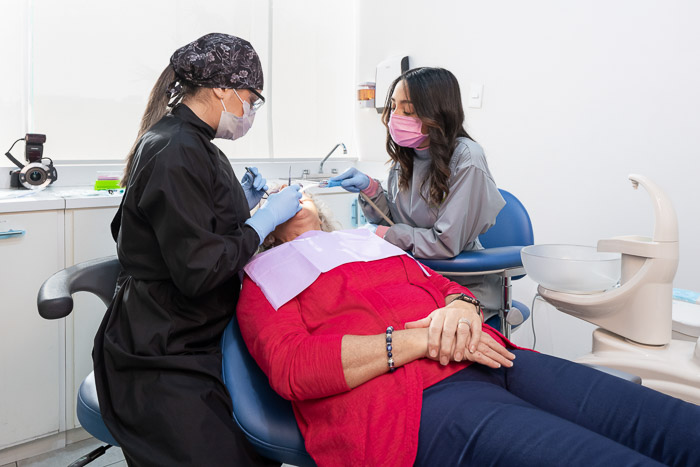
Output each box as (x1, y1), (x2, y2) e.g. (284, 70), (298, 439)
(236, 194), (700, 467)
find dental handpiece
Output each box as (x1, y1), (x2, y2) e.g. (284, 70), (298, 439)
(299, 183), (320, 193)
(299, 179), (338, 193)
(317, 179), (343, 188)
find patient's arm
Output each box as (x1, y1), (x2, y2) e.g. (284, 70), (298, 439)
(341, 329), (428, 389)
(237, 275), (433, 398)
(237, 277), (349, 401)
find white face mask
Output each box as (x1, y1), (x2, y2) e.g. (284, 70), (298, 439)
(214, 90), (257, 140)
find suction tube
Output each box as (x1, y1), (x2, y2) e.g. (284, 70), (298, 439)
(628, 174), (678, 243)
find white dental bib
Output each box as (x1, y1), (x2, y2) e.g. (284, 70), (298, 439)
(244, 229), (428, 310)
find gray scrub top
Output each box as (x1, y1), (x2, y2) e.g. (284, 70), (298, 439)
(360, 137), (505, 259)
(359, 137), (506, 315)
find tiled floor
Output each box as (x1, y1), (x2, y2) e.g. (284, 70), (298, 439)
(2, 438), (125, 467)
(2, 439), (297, 467)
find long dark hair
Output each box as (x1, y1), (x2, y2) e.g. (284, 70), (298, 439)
(121, 65), (200, 187)
(381, 67), (472, 206)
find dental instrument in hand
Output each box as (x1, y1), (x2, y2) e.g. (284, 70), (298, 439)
(316, 178), (394, 226)
(299, 183), (320, 193)
(244, 166), (269, 196)
(317, 179), (343, 188)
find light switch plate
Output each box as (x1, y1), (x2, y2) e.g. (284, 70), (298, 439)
(468, 83), (483, 109)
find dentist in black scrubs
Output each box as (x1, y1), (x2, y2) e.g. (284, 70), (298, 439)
(93, 33), (299, 466)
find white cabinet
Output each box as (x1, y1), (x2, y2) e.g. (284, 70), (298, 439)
(64, 207), (118, 429)
(0, 210), (64, 449)
(0, 201), (119, 462)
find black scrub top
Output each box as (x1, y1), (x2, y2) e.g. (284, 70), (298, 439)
(93, 104), (272, 466)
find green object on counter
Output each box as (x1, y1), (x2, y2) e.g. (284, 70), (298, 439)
(94, 179), (121, 191)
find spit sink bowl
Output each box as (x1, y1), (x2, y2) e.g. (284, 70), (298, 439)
(521, 244), (621, 294)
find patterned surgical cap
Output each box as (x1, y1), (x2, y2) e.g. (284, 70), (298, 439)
(169, 33), (264, 90)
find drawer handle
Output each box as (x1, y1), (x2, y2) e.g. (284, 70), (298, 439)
(0, 229), (26, 239)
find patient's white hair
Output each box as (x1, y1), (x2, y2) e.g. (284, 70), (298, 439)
(260, 193), (339, 252)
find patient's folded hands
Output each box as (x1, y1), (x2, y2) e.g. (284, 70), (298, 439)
(405, 299), (515, 369)
(405, 300), (482, 364)
(457, 333), (515, 369)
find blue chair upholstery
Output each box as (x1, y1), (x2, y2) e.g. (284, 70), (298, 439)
(77, 372), (119, 446)
(221, 318), (315, 466)
(418, 189), (534, 337)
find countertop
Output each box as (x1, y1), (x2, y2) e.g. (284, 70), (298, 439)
(0, 186), (124, 213)
(0, 180), (351, 214)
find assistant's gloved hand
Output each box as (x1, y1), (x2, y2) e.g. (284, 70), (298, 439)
(329, 167), (370, 193)
(245, 185), (302, 244)
(241, 166), (269, 210)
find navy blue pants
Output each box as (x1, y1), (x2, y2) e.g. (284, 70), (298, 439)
(416, 350), (700, 466)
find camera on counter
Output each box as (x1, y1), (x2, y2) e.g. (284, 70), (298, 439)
(5, 133), (58, 190)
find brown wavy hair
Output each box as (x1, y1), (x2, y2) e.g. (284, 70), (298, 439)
(381, 67), (473, 206)
(121, 65), (202, 187)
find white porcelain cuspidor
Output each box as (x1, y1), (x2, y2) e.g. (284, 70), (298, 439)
(531, 174), (700, 405)
(521, 244), (620, 294)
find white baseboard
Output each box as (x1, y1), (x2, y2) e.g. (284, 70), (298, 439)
(0, 427), (90, 465)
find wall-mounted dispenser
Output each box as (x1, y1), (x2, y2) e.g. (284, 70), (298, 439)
(375, 56), (409, 113)
(357, 82), (376, 108)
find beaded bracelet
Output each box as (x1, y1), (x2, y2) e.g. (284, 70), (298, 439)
(452, 293), (484, 322)
(452, 293), (480, 308)
(386, 326), (395, 373)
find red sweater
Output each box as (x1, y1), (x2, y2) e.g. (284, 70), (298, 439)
(237, 255), (513, 466)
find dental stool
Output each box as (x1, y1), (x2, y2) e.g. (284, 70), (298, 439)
(418, 189), (534, 339)
(37, 255), (315, 466)
(38, 256), (121, 466)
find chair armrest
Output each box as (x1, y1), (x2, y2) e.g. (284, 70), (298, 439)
(418, 246), (525, 275)
(38, 255), (121, 320)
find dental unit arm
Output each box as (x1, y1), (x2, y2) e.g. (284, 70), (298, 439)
(538, 174), (679, 346)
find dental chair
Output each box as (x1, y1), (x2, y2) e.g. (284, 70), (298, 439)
(37, 255), (314, 467)
(418, 189), (533, 339)
(38, 252), (639, 467)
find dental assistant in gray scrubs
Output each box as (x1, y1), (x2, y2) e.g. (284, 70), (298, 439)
(330, 67), (505, 320)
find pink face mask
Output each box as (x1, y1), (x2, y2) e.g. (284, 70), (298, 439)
(388, 114), (429, 148)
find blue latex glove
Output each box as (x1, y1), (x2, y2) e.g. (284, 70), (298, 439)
(241, 166), (269, 210)
(245, 185), (302, 244)
(329, 167), (370, 193)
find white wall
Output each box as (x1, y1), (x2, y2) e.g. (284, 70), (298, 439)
(354, 0), (700, 358)
(0, 0), (354, 164)
(31, 0), (271, 160)
(270, 0), (356, 159)
(0, 1), (28, 152)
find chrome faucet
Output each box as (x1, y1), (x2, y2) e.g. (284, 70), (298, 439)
(318, 143), (347, 174)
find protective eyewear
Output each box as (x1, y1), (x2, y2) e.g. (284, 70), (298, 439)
(247, 88), (265, 111)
